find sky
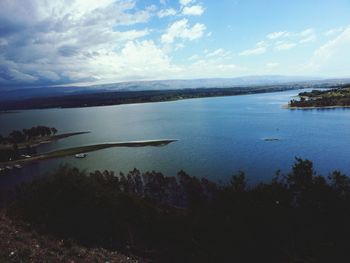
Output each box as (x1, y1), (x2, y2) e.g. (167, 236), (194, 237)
(0, 0), (349, 88)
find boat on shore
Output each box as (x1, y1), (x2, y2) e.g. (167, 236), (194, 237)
(75, 153), (88, 158)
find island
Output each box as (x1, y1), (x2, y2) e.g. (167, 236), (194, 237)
(288, 86), (350, 109)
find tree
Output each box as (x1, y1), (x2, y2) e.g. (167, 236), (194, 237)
(230, 171), (246, 192)
(328, 170), (350, 196)
(9, 130), (25, 143)
(51, 127), (58, 135)
(287, 157), (314, 191)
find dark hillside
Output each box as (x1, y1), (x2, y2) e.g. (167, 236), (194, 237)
(5, 159), (350, 262)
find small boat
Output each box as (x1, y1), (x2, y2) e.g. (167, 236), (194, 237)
(264, 138), (280, 141)
(0, 168), (5, 173)
(14, 164), (22, 169)
(5, 166), (13, 170)
(75, 153), (88, 158)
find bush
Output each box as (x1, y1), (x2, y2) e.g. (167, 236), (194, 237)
(8, 159), (350, 262)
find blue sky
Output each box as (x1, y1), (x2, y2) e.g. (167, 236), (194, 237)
(0, 0), (349, 88)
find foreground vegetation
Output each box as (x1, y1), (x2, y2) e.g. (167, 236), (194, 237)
(289, 85), (350, 108)
(0, 213), (139, 262)
(4, 158), (350, 262)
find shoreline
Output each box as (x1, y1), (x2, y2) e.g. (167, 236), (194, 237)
(0, 131), (90, 150)
(0, 86), (308, 111)
(0, 139), (177, 167)
(283, 104), (350, 110)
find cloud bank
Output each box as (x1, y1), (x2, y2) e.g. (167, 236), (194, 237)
(0, 0), (236, 88)
(0, 0), (348, 89)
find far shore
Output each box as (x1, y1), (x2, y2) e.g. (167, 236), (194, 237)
(0, 86), (310, 111)
(0, 139), (177, 168)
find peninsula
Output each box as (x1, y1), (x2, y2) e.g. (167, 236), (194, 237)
(288, 86), (350, 109)
(0, 139), (177, 168)
(0, 126), (90, 163)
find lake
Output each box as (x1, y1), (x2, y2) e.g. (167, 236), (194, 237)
(2, 89), (350, 189)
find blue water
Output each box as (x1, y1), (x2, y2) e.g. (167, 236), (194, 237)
(1, 89), (350, 189)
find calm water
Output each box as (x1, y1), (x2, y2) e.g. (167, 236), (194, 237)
(2, 89), (350, 189)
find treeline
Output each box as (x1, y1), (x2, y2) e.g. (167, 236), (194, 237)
(0, 126), (56, 162)
(8, 158), (350, 262)
(0, 126), (58, 144)
(0, 86), (304, 110)
(289, 86), (350, 108)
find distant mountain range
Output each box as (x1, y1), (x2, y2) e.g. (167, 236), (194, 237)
(1, 75), (350, 102)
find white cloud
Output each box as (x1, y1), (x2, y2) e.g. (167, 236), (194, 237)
(175, 43), (185, 50)
(267, 31), (289, 39)
(300, 28), (314, 37)
(298, 28), (316, 43)
(189, 54), (200, 61)
(179, 0), (193, 6)
(266, 62), (279, 68)
(161, 19), (206, 44)
(239, 41), (268, 56)
(207, 49), (225, 57)
(324, 27), (344, 36)
(158, 8), (177, 18)
(70, 40), (179, 82)
(206, 48), (231, 59)
(256, 41), (268, 47)
(299, 35), (316, 43)
(304, 27), (350, 76)
(275, 42), (297, 50)
(239, 46), (266, 56)
(182, 5), (204, 16)
(266, 28), (316, 45)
